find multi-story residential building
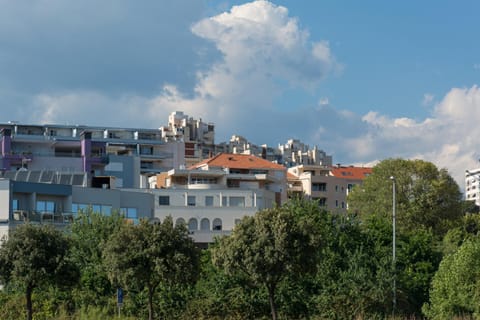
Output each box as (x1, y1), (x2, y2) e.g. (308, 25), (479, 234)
(0, 123), (185, 189)
(0, 173), (154, 241)
(149, 153), (287, 246)
(465, 168), (480, 206)
(159, 111), (215, 167)
(287, 164), (371, 212)
(278, 139), (332, 167)
(216, 136), (332, 167)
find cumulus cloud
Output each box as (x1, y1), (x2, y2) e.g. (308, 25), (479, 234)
(333, 85), (480, 188)
(1, 0), (479, 191)
(148, 0), (339, 141)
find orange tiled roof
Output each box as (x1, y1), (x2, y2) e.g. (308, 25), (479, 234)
(287, 172), (298, 180)
(190, 153), (286, 170)
(331, 166), (372, 180)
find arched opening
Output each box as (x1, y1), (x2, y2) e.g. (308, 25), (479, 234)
(175, 218), (186, 227)
(212, 218), (222, 231)
(200, 218), (210, 231)
(188, 218), (198, 231)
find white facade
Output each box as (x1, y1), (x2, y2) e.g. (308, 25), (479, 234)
(465, 168), (480, 206)
(153, 188), (275, 243)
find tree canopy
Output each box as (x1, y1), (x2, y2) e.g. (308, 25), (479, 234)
(103, 216), (200, 320)
(212, 203), (320, 320)
(0, 224), (78, 320)
(348, 158), (463, 237)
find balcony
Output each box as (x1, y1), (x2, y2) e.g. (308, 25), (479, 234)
(12, 210), (74, 224)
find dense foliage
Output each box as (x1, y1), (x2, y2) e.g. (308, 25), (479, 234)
(0, 158), (478, 319)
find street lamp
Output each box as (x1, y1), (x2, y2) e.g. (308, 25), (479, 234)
(390, 176), (397, 315)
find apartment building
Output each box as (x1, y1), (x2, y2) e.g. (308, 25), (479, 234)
(216, 136), (332, 167)
(159, 111), (215, 167)
(287, 164), (371, 212)
(465, 168), (480, 206)
(0, 173), (154, 241)
(0, 123), (184, 189)
(150, 153), (287, 245)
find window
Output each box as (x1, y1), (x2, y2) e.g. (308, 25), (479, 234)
(187, 195), (196, 206)
(159, 196), (170, 206)
(205, 196), (214, 207)
(12, 199), (19, 211)
(121, 208), (137, 219)
(175, 218), (186, 227)
(227, 179), (240, 188)
(229, 196), (245, 207)
(318, 198), (327, 207)
(36, 200), (55, 213)
(188, 218), (198, 231)
(91, 204), (112, 215)
(201, 218), (210, 231)
(222, 196), (228, 207)
(341, 202), (345, 209)
(213, 218), (222, 231)
(312, 183), (327, 192)
(335, 200), (339, 207)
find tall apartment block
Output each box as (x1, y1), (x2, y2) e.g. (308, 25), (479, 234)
(159, 111), (215, 167)
(0, 123), (184, 188)
(217, 135), (332, 167)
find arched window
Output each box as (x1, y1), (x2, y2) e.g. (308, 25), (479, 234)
(175, 218), (186, 227)
(212, 218), (222, 231)
(188, 218), (198, 231)
(200, 218), (210, 231)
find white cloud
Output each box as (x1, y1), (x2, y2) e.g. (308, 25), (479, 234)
(335, 85), (480, 188)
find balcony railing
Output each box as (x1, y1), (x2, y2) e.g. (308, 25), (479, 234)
(12, 210), (74, 224)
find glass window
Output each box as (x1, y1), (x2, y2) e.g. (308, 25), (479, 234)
(187, 195), (196, 206)
(318, 198), (327, 207)
(222, 196), (228, 207)
(205, 196), (214, 206)
(175, 218), (186, 227)
(159, 196), (170, 206)
(102, 205), (112, 216)
(36, 200), (55, 213)
(92, 204), (101, 213)
(213, 218), (222, 231)
(312, 183), (327, 192)
(229, 196), (245, 207)
(201, 218), (210, 230)
(188, 218), (198, 231)
(12, 199), (19, 211)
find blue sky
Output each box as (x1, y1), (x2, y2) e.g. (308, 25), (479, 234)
(1, 0), (479, 186)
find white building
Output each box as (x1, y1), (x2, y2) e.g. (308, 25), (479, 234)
(465, 168), (480, 206)
(150, 153), (287, 246)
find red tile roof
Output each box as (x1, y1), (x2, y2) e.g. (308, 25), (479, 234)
(190, 153), (286, 170)
(331, 166), (372, 180)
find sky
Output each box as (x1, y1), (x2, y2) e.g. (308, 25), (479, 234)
(1, 0), (480, 188)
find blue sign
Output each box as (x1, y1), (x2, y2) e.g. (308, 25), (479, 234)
(117, 288), (124, 304)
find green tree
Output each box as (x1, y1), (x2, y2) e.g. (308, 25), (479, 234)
(103, 217), (200, 320)
(69, 209), (125, 309)
(212, 205), (319, 320)
(0, 224), (79, 320)
(423, 238), (480, 319)
(348, 158), (463, 237)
